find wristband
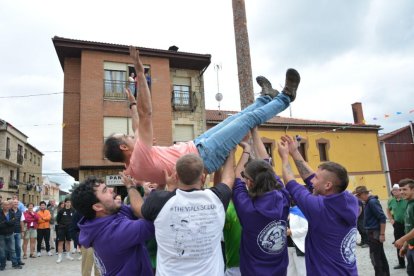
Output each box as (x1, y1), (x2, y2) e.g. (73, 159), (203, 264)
(380, 234), (385, 236)
(129, 102), (137, 109)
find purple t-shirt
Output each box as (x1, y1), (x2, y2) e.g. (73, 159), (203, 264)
(286, 175), (359, 276)
(78, 205), (154, 276)
(232, 178), (290, 276)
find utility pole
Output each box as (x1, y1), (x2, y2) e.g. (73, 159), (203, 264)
(232, 0), (254, 109)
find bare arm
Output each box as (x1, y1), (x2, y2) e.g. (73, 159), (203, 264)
(235, 142), (251, 179)
(379, 223), (386, 243)
(126, 88), (140, 133)
(251, 127), (269, 160)
(281, 135), (314, 180)
(120, 172), (144, 218)
(386, 207), (395, 225)
(277, 140), (296, 183)
(129, 46), (153, 147)
(395, 229), (414, 249)
(221, 149), (236, 190)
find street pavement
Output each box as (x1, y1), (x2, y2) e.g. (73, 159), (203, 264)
(0, 201), (408, 275)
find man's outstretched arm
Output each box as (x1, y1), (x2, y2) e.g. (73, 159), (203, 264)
(129, 46), (153, 147)
(281, 135), (314, 180)
(221, 149), (236, 190)
(277, 140), (296, 184)
(120, 172), (144, 218)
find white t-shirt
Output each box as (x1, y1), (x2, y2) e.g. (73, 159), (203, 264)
(142, 184), (231, 276)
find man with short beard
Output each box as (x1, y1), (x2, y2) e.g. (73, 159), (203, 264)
(71, 176), (154, 276)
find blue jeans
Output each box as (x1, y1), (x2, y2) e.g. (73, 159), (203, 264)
(13, 233), (22, 263)
(194, 93), (290, 172)
(0, 234), (18, 268)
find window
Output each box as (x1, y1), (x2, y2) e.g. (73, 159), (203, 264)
(298, 143), (307, 161)
(30, 152), (32, 162)
(23, 172), (26, 183)
(318, 143), (328, 161)
(24, 148), (27, 159)
(103, 117), (134, 141)
(173, 124), (194, 143)
(9, 170), (14, 181)
(38, 157), (41, 166)
(34, 154), (36, 165)
(6, 137), (10, 159)
(17, 144), (23, 164)
(172, 77), (193, 110)
(264, 143), (274, 162)
(173, 85), (190, 106)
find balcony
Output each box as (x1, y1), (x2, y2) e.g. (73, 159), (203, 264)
(172, 90), (197, 112)
(103, 80), (128, 100)
(9, 179), (18, 189)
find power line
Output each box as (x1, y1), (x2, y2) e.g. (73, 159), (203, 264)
(0, 91), (78, 99)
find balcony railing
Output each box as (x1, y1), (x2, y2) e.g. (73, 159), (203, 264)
(9, 179), (18, 189)
(172, 91), (197, 111)
(103, 80), (129, 100)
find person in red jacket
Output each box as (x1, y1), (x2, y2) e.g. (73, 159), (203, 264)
(23, 203), (39, 258)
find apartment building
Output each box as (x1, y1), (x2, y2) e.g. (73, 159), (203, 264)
(0, 119), (43, 204)
(52, 36), (211, 185)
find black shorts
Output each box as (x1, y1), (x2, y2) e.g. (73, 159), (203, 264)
(56, 226), (72, 242)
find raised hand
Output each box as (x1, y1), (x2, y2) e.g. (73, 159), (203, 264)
(129, 46), (144, 74)
(281, 135), (299, 155)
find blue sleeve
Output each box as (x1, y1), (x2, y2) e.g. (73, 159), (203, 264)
(232, 178), (255, 224)
(369, 199), (387, 224)
(285, 179), (322, 221)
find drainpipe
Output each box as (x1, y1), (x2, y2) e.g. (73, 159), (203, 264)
(380, 141), (391, 196)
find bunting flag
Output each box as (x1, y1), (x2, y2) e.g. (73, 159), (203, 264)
(369, 108), (414, 121)
(396, 112), (402, 115)
(384, 114), (390, 118)
(62, 123), (66, 128)
(410, 110), (414, 113)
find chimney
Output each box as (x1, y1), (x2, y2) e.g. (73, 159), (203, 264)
(351, 102), (365, 124)
(168, 45), (179, 51)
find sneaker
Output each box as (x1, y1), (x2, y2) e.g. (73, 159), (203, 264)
(18, 261), (25, 265)
(0, 267), (5, 271)
(56, 255), (62, 263)
(47, 251), (53, 256)
(23, 255), (27, 259)
(66, 254), (74, 261)
(282, 68), (300, 102)
(12, 265), (22, 269)
(256, 76), (279, 98)
(37, 252), (41, 257)
(394, 264), (406, 269)
(71, 248), (77, 254)
(361, 244), (369, 248)
(77, 255), (82, 261)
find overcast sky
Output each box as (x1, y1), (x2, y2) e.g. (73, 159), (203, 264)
(1, 0), (413, 190)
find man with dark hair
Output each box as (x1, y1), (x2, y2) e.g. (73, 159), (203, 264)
(394, 178), (414, 276)
(120, 152), (235, 275)
(103, 46), (300, 186)
(277, 135), (359, 275)
(55, 198), (74, 263)
(0, 200), (22, 270)
(71, 176), (154, 276)
(354, 185), (390, 276)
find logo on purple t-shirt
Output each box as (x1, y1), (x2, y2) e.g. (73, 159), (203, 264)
(257, 220), (287, 254)
(341, 227), (357, 264)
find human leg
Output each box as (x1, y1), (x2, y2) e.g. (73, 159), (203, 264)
(44, 228), (51, 253)
(13, 233), (22, 264)
(30, 237), (36, 257)
(367, 231), (390, 276)
(393, 222), (406, 267)
(196, 93), (290, 172)
(196, 95), (272, 142)
(5, 234), (18, 266)
(22, 234), (28, 258)
(36, 229), (43, 254)
(407, 249), (414, 276)
(81, 246), (95, 276)
(0, 235), (6, 269)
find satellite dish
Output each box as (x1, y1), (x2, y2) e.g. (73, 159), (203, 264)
(215, 92), (223, 102)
